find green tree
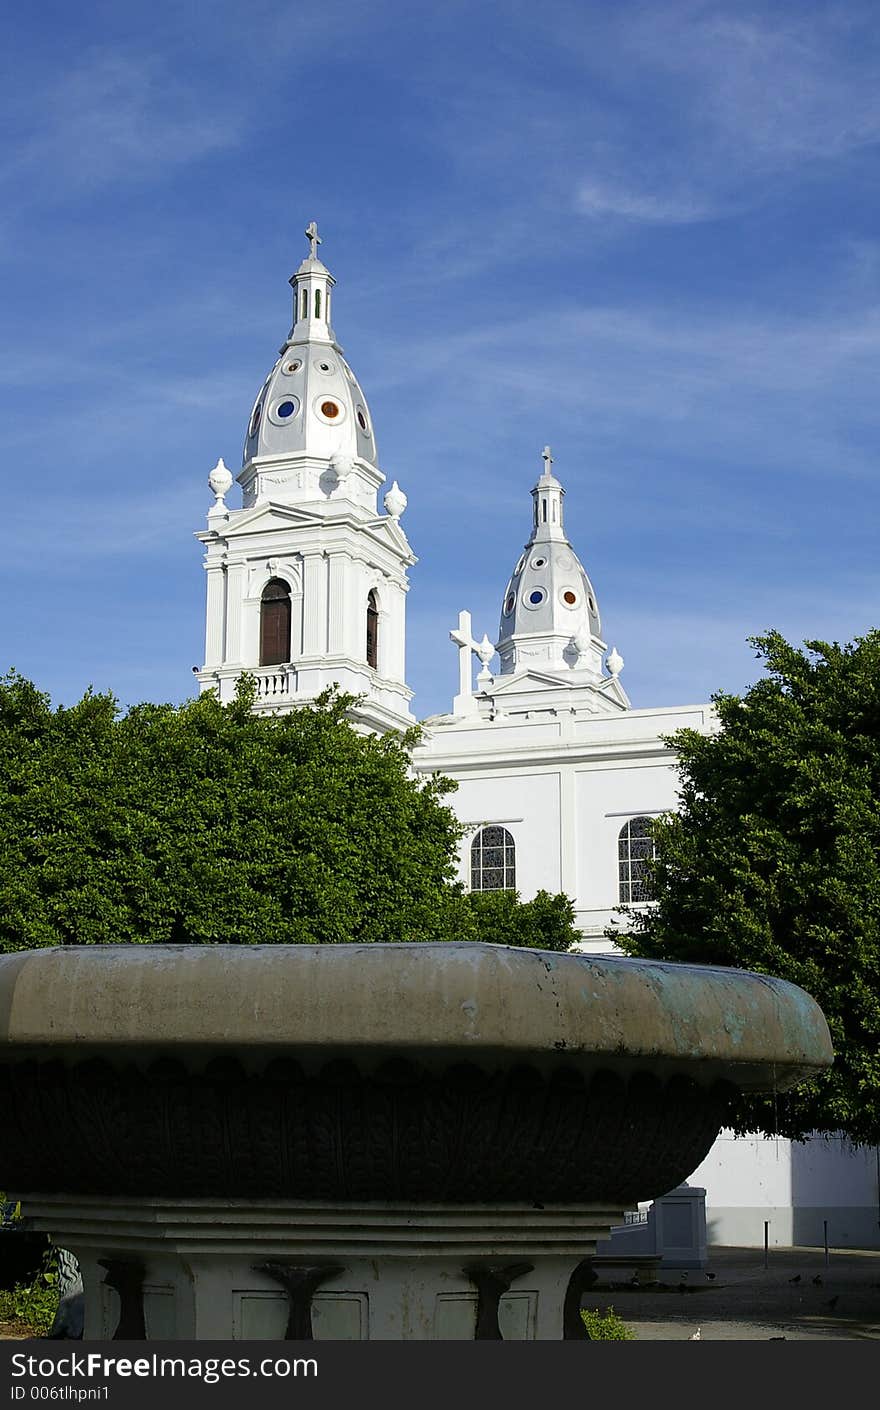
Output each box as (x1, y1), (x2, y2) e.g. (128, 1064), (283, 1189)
(466, 888), (578, 951)
(617, 630), (880, 1144)
(0, 671), (579, 953)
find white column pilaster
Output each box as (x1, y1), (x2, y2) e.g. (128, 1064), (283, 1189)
(559, 765), (578, 903)
(203, 560), (226, 668)
(386, 584), (406, 685)
(224, 560), (246, 665)
(301, 550), (328, 656)
(327, 551), (347, 656)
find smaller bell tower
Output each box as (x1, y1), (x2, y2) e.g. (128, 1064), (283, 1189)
(194, 224), (416, 735)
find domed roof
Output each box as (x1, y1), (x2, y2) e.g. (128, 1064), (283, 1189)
(500, 543), (601, 645)
(496, 448), (604, 676)
(243, 343), (378, 469)
(242, 222), (378, 470)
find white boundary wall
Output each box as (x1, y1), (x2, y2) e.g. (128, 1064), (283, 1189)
(688, 1131), (880, 1249)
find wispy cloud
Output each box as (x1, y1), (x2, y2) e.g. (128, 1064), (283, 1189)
(684, 12), (880, 167)
(575, 182), (716, 224)
(0, 49), (244, 200)
(369, 297), (880, 456)
(617, 4), (880, 174)
(527, 3), (880, 230)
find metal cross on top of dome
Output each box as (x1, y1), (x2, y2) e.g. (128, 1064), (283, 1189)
(305, 220), (322, 260)
(542, 445), (554, 472)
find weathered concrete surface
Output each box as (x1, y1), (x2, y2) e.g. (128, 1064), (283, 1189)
(19, 1197), (629, 1340)
(0, 943), (832, 1088)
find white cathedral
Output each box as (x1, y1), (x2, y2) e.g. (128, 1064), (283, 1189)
(194, 225), (878, 1251)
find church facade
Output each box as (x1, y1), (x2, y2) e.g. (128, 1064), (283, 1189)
(195, 227), (879, 1250)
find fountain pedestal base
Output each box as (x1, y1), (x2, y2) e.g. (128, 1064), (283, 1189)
(21, 1196), (627, 1341)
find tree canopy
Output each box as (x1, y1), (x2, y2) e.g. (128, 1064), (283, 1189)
(0, 671), (579, 953)
(465, 887), (577, 951)
(618, 630), (880, 1145)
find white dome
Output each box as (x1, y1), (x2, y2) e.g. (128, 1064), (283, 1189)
(499, 542), (601, 646)
(242, 342), (378, 469)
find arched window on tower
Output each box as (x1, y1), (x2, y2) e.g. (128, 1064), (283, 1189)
(260, 578), (292, 666)
(366, 589), (379, 669)
(618, 817), (657, 903)
(315, 288), (322, 319)
(470, 826), (516, 892)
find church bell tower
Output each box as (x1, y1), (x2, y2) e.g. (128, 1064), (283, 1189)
(194, 223), (416, 734)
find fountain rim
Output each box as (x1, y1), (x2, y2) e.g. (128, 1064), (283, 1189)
(0, 942), (832, 1092)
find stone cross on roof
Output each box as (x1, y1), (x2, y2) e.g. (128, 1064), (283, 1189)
(450, 610), (494, 716)
(305, 220), (322, 260)
(542, 445), (554, 474)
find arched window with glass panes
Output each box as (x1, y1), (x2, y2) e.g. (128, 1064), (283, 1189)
(470, 826), (516, 891)
(618, 816), (657, 903)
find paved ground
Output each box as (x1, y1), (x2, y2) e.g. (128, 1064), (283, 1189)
(583, 1245), (880, 1340)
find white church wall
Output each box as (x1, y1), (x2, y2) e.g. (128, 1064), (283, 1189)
(416, 704), (711, 944)
(450, 770), (563, 899)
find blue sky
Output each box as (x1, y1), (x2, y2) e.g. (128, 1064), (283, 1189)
(2, 0), (878, 718)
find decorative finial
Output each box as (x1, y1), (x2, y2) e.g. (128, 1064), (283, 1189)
(330, 453), (353, 484)
(305, 220), (322, 260)
(208, 457), (233, 506)
(384, 480), (407, 520)
(541, 445), (554, 475)
(572, 629), (591, 661)
(606, 646), (624, 677)
(476, 634), (494, 689)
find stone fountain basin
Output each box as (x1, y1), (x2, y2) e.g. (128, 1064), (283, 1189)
(0, 943), (832, 1206)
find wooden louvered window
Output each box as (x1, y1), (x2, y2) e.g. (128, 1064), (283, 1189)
(260, 578), (291, 666)
(366, 590), (379, 670)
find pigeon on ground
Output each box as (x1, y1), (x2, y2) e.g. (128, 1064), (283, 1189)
(788, 1274), (801, 1284)
(688, 1328), (701, 1340)
(706, 1272), (716, 1280)
(812, 1275), (822, 1285)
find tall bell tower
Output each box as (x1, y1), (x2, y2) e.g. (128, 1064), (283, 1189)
(194, 224), (416, 734)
